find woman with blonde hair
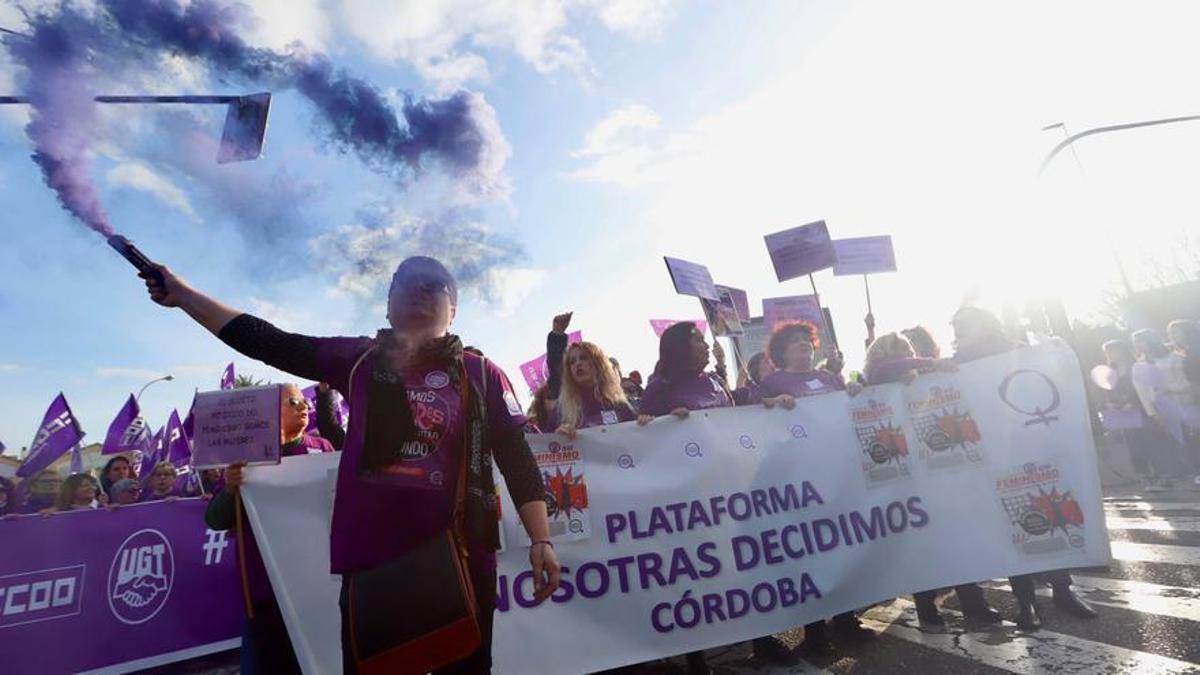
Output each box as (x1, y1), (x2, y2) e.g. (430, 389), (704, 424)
(54, 473), (102, 511)
(553, 341), (636, 438)
(142, 462), (181, 502)
(862, 332), (956, 386)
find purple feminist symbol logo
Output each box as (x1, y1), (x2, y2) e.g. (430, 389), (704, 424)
(548, 442), (562, 453)
(684, 442), (703, 458)
(999, 370), (1061, 427)
(791, 425), (808, 439)
(107, 529), (175, 625)
(739, 434), (756, 450)
(617, 453), (636, 469)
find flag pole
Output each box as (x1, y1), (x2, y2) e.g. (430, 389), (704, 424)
(863, 274), (876, 349)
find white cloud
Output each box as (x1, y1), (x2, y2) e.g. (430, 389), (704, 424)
(247, 296), (310, 330)
(106, 161), (199, 220)
(243, 0), (330, 52)
(578, 0), (677, 37)
(96, 367), (168, 380)
(337, 0), (602, 88)
(0, 363), (19, 374)
(570, 103), (687, 186)
(479, 267), (547, 317)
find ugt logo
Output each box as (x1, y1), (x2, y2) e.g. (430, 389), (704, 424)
(107, 529), (175, 625)
(31, 412), (73, 453)
(998, 369), (1061, 427)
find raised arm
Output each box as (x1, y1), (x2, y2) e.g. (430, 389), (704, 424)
(545, 312), (572, 400)
(143, 263), (324, 382)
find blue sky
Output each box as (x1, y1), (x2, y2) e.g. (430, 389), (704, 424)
(3, 0), (1200, 455)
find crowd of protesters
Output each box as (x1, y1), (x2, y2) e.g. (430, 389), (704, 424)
(3, 251), (1198, 674)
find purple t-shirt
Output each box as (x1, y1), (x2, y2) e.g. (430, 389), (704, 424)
(760, 369), (845, 398)
(317, 338), (527, 575)
(546, 392), (637, 430)
(640, 372), (733, 416)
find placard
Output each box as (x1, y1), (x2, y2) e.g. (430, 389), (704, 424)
(663, 256), (719, 300)
(518, 331), (583, 393)
(191, 385), (282, 468)
(832, 235), (897, 276)
(701, 290), (745, 337)
(713, 284), (750, 322)
(649, 319), (709, 338)
(761, 295), (823, 331)
(763, 220), (836, 281)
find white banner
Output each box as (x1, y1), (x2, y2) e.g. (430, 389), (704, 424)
(493, 343), (1109, 673)
(244, 343), (1110, 675)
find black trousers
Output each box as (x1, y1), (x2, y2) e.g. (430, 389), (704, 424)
(340, 570), (497, 675)
(241, 599), (301, 675)
(1010, 569), (1072, 602)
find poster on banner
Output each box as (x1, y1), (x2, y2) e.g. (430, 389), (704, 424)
(763, 220), (836, 282)
(191, 385), (282, 468)
(996, 459), (1090, 556)
(0, 500), (242, 674)
(663, 256), (719, 300)
(904, 375), (986, 470)
(849, 390), (914, 486)
(832, 235), (897, 276)
(714, 284), (750, 323)
(519, 330), (583, 393)
(700, 289), (745, 337)
(530, 440), (591, 543)
(650, 319), (708, 338)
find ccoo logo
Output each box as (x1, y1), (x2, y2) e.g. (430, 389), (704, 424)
(107, 529), (174, 625)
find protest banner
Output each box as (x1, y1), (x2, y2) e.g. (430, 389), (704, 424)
(663, 257), (719, 300)
(518, 330), (584, 393)
(242, 342), (1109, 674)
(763, 220), (836, 282)
(191, 385), (282, 469)
(0, 500), (242, 674)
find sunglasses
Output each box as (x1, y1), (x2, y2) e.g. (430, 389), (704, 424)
(395, 277), (450, 296)
(285, 397), (311, 410)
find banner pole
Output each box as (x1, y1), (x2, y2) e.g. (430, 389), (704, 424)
(807, 273), (839, 355)
(234, 491), (256, 620)
(864, 274), (876, 349)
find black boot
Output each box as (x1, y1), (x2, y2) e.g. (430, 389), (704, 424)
(684, 651), (711, 675)
(1015, 596), (1041, 631)
(914, 591), (945, 627)
(955, 584), (1003, 625)
(798, 620), (834, 656)
(1052, 586), (1098, 619)
(751, 635), (798, 665)
(831, 612), (876, 642)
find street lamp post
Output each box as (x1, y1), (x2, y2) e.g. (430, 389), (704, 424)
(136, 375), (174, 403)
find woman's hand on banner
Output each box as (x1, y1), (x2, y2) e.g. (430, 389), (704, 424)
(530, 542), (562, 604)
(901, 371), (918, 385)
(637, 414), (655, 426)
(670, 408), (690, 420)
(846, 381), (865, 397)
(556, 423), (578, 440)
(763, 394), (796, 410)
(934, 359), (959, 373)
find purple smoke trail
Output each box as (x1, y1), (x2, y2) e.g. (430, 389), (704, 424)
(5, 7), (113, 236)
(3, 0), (510, 238)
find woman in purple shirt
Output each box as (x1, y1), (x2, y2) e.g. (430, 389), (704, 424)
(143, 255), (559, 674)
(636, 322), (795, 671)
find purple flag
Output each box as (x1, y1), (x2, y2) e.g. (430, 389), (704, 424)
(0, 440), (6, 454)
(165, 410), (191, 470)
(182, 393), (197, 441)
(301, 385), (350, 435)
(140, 426), (165, 478)
(102, 394), (147, 455)
(69, 445), (84, 474)
(220, 362), (236, 390)
(18, 393), (84, 478)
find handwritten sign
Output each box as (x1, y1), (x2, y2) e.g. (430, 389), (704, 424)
(663, 257), (719, 300)
(191, 385), (282, 468)
(761, 295), (823, 331)
(763, 220), (836, 281)
(832, 235), (897, 276)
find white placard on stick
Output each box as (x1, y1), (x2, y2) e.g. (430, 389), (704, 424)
(191, 385), (282, 469)
(833, 235), (897, 276)
(763, 220), (836, 282)
(663, 256), (720, 300)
